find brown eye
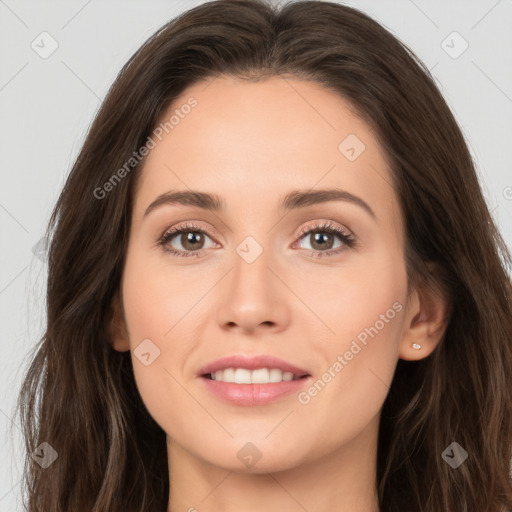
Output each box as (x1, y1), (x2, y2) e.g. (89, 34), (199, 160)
(293, 220), (356, 259)
(306, 231), (336, 251)
(296, 223), (354, 256)
(164, 229), (213, 253)
(178, 231), (205, 251)
(158, 223), (217, 258)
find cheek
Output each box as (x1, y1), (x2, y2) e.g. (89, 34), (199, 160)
(121, 241), (206, 344)
(332, 266), (405, 352)
(296, 249), (407, 351)
(295, 255), (407, 435)
(119, 249), (196, 430)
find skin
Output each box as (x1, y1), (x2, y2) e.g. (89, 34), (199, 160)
(110, 75), (448, 512)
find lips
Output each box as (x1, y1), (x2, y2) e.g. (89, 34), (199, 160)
(198, 354), (310, 379)
(197, 355), (312, 406)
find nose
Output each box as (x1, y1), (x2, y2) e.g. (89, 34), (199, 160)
(215, 247), (290, 335)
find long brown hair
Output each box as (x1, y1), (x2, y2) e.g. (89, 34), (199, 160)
(15, 0), (512, 510)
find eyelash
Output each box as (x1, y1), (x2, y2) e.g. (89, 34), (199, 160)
(157, 220), (356, 259)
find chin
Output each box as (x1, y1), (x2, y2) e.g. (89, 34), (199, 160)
(193, 436), (308, 474)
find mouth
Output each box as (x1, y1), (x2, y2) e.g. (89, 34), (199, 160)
(198, 355), (312, 406)
(202, 367), (309, 383)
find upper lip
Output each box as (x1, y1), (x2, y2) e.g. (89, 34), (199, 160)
(198, 355), (310, 377)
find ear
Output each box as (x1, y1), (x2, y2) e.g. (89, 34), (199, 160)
(108, 291), (131, 352)
(399, 275), (450, 361)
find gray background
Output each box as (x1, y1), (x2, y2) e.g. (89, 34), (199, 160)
(1, 0), (511, 509)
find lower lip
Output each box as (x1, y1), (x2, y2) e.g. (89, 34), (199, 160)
(200, 376), (311, 406)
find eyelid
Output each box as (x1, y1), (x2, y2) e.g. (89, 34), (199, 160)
(294, 219), (353, 240)
(159, 221), (218, 243)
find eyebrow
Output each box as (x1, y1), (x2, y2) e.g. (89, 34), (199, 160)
(143, 188), (376, 220)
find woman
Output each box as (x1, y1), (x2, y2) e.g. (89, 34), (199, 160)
(15, 0), (512, 510)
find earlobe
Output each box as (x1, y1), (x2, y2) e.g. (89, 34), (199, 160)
(108, 292), (131, 352)
(399, 279), (450, 361)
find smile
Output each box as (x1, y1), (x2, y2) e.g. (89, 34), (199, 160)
(206, 367), (305, 383)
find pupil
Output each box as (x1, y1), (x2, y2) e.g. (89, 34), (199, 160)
(312, 232), (333, 250)
(183, 232), (202, 249)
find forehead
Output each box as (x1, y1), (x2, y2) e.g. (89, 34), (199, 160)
(133, 75), (399, 227)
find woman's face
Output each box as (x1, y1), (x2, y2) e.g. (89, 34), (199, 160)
(113, 75), (414, 473)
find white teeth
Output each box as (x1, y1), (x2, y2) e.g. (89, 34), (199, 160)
(269, 368), (282, 382)
(234, 368), (252, 384)
(223, 368), (235, 382)
(210, 367), (300, 384)
(251, 368), (269, 384)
